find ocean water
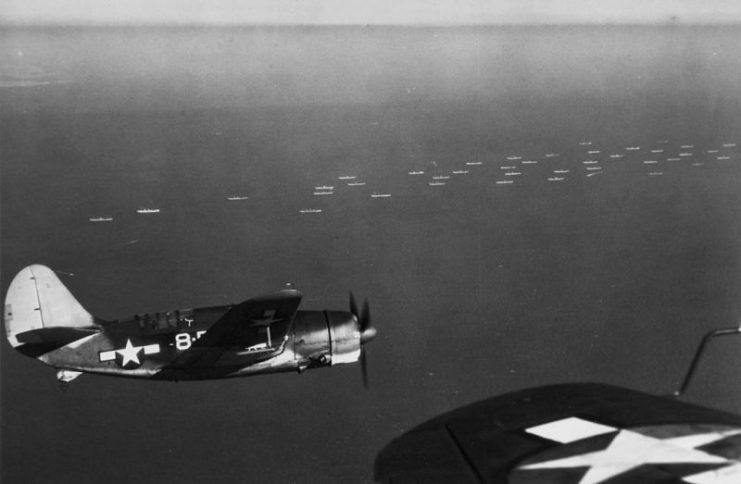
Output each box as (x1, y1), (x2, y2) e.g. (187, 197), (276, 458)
(2, 26), (741, 483)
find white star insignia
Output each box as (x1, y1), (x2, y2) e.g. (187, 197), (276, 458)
(116, 339), (142, 366)
(521, 428), (741, 484)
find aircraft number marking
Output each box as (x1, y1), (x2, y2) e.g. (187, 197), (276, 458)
(175, 331), (206, 350)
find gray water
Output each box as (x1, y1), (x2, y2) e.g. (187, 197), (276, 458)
(2, 26), (741, 483)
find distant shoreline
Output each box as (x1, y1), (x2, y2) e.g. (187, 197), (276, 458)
(2, 23), (740, 29)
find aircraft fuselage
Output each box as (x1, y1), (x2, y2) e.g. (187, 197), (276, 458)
(38, 308), (360, 381)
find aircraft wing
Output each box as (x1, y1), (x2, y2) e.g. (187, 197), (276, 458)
(374, 383), (741, 483)
(165, 289), (302, 370)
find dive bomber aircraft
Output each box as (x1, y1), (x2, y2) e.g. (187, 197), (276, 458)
(3, 264), (377, 385)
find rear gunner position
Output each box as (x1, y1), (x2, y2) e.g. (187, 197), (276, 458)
(3, 265), (377, 385)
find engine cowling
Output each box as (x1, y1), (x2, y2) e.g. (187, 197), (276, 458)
(292, 310), (360, 368)
(325, 310), (361, 365)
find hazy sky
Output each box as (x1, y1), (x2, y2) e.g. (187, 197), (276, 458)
(2, 0), (741, 26)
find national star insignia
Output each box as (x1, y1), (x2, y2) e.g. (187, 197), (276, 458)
(117, 339), (142, 366)
(99, 339), (160, 367)
(519, 423), (741, 484)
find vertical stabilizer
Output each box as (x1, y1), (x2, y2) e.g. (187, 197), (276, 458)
(4, 265), (95, 348)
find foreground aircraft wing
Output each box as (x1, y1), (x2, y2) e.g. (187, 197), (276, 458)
(375, 383), (741, 483)
(165, 289), (302, 370)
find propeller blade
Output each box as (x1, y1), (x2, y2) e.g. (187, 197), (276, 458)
(361, 350), (369, 389)
(360, 299), (371, 332)
(350, 292), (359, 319)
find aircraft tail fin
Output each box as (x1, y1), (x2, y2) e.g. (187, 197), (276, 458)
(4, 265), (99, 350)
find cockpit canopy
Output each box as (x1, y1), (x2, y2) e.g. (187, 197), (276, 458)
(135, 309), (195, 333)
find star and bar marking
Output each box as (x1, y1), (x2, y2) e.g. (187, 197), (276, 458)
(516, 417), (741, 484)
(99, 339), (160, 367)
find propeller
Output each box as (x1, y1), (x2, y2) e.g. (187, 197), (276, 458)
(360, 351), (369, 390)
(350, 292), (359, 321)
(350, 292), (376, 389)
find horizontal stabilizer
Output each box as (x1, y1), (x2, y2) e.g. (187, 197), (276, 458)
(15, 327), (99, 345)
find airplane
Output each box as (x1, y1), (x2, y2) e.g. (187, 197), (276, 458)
(375, 325), (741, 483)
(3, 264), (377, 386)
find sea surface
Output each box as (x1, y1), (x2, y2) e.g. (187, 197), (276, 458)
(2, 26), (741, 483)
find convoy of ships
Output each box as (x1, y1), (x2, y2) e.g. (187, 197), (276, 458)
(88, 139), (737, 222)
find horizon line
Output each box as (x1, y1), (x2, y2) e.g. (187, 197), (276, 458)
(3, 21), (741, 28)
